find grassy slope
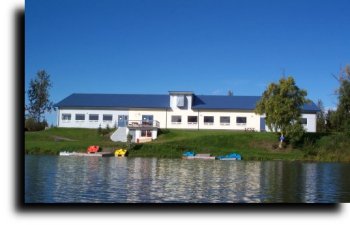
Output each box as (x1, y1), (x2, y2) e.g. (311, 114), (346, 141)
(25, 128), (303, 160)
(130, 129), (304, 160)
(25, 128), (350, 162)
(25, 128), (121, 154)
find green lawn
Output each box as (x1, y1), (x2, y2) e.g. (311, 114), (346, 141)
(25, 128), (303, 160)
(25, 127), (120, 154)
(25, 128), (350, 162)
(130, 129), (305, 160)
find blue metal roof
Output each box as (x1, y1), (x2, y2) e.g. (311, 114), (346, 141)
(192, 95), (261, 110)
(54, 93), (170, 108)
(300, 101), (320, 113)
(54, 93), (319, 112)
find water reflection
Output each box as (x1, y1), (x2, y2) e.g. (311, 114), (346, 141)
(25, 156), (350, 203)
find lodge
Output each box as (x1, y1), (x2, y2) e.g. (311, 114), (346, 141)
(54, 91), (319, 143)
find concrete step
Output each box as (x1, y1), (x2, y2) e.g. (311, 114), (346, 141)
(110, 127), (127, 142)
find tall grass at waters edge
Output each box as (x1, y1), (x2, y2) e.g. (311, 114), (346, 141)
(24, 128), (350, 162)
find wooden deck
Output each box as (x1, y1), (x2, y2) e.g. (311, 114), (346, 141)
(59, 151), (114, 157)
(183, 153), (216, 160)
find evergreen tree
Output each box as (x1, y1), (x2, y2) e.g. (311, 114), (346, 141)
(26, 70), (53, 122)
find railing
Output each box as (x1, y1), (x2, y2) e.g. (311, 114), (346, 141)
(126, 120), (160, 128)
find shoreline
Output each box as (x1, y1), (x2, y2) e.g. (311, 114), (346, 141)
(25, 128), (350, 163)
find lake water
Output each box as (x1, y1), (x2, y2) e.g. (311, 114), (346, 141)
(25, 155), (350, 203)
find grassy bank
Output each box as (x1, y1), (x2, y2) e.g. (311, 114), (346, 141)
(24, 128), (350, 162)
(25, 128), (120, 155)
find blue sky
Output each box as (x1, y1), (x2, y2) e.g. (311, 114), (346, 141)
(25, 0), (350, 125)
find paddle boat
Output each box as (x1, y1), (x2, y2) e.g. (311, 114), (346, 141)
(182, 151), (196, 159)
(87, 145), (100, 153)
(114, 149), (127, 157)
(216, 152), (242, 160)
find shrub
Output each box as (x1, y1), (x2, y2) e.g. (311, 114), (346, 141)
(126, 133), (135, 151)
(106, 124), (111, 134)
(97, 125), (102, 135)
(286, 123), (305, 148)
(25, 117), (47, 131)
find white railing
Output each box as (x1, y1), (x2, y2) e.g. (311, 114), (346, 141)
(126, 120), (160, 128)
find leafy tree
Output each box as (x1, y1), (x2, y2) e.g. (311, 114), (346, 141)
(255, 76), (309, 147)
(26, 70), (53, 123)
(326, 109), (336, 131)
(316, 99), (327, 132)
(333, 65), (350, 133)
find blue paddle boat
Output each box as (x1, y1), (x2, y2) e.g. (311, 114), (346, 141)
(182, 151), (196, 159)
(216, 152), (242, 160)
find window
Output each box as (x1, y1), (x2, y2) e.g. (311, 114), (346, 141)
(171, 115), (182, 124)
(62, 114), (71, 121)
(177, 95), (185, 107)
(103, 114), (113, 121)
(188, 116), (198, 124)
(300, 118), (307, 125)
(204, 116), (214, 125)
(75, 114), (85, 121)
(142, 115), (153, 121)
(220, 116), (230, 125)
(236, 117), (247, 124)
(142, 115), (154, 125)
(89, 114), (99, 121)
(141, 130), (152, 137)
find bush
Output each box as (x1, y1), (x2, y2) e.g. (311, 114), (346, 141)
(25, 117), (48, 131)
(97, 125), (102, 135)
(286, 123), (305, 148)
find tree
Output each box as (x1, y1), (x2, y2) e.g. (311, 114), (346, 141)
(26, 70), (53, 122)
(316, 99), (326, 132)
(255, 76), (309, 148)
(333, 65), (350, 133)
(227, 90), (233, 96)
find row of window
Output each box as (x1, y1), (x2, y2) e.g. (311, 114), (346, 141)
(62, 113), (113, 121)
(62, 113), (308, 125)
(171, 115), (247, 125)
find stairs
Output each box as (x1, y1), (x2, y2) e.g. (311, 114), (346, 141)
(110, 127), (127, 142)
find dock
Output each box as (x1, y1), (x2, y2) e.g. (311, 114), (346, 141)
(183, 153), (216, 160)
(59, 151), (114, 157)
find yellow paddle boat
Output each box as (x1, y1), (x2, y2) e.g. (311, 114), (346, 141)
(114, 149), (127, 157)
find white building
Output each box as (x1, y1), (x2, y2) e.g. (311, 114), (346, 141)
(54, 91), (319, 142)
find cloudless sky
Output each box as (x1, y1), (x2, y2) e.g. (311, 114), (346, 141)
(25, 0), (350, 125)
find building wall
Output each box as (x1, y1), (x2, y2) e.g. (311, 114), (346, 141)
(169, 94), (193, 111)
(58, 108), (128, 128)
(57, 108), (317, 132)
(302, 113), (317, 132)
(128, 109), (167, 129)
(264, 113), (317, 133)
(167, 110), (261, 131)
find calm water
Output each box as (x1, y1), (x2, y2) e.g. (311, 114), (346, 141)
(25, 155), (350, 203)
